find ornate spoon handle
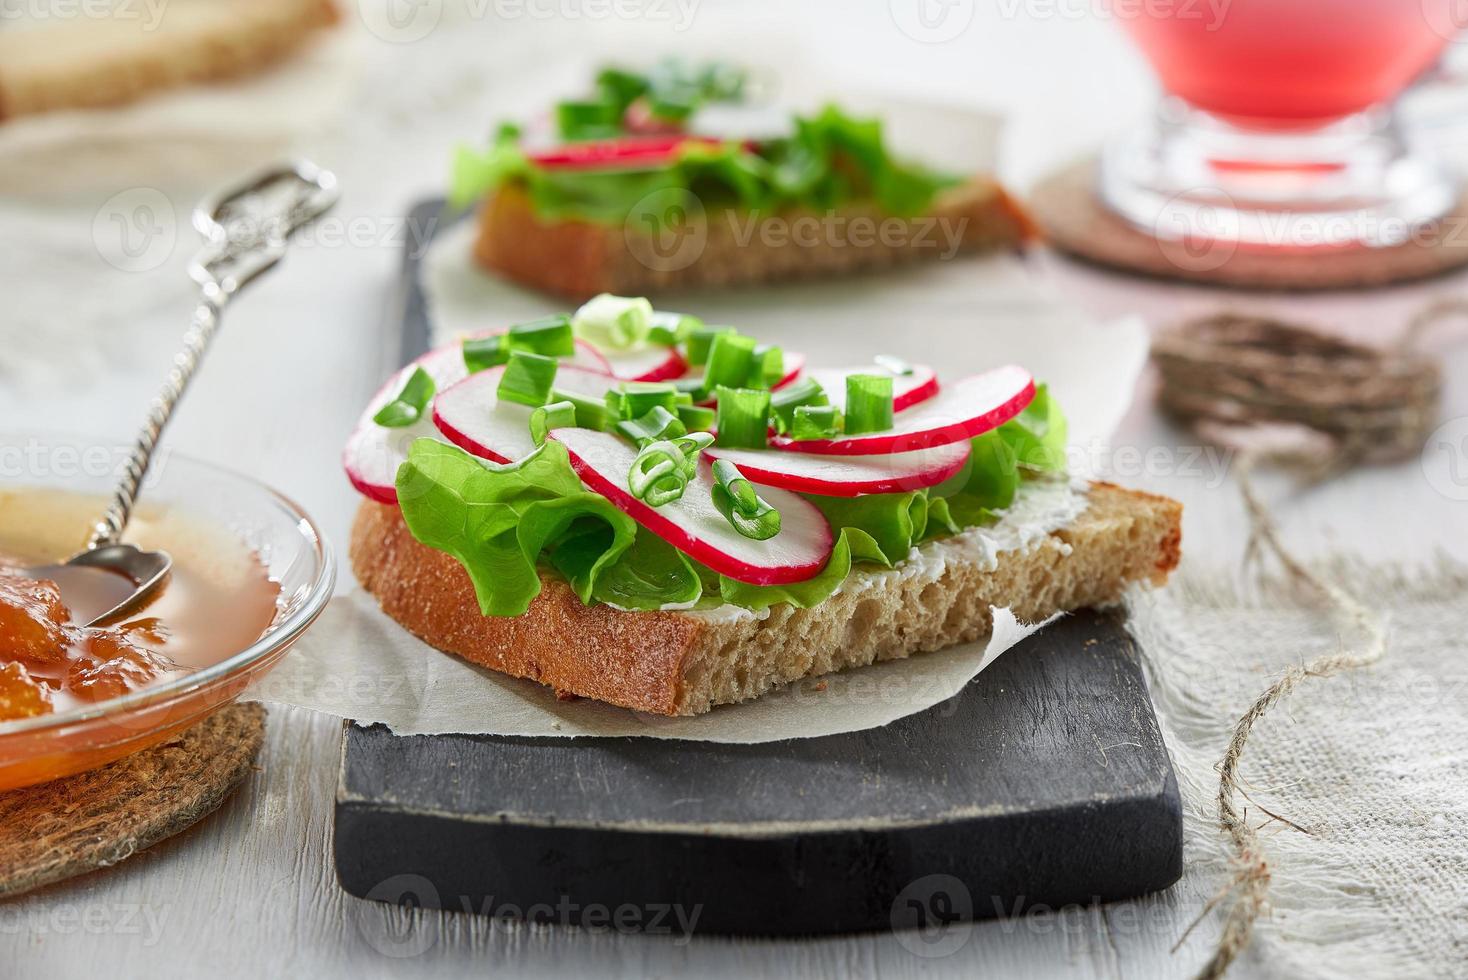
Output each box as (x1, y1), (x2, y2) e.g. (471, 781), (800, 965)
(88, 161), (339, 549)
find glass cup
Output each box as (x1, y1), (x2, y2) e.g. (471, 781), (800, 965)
(1100, 0), (1465, 249)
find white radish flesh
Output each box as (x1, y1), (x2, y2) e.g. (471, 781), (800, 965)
(433, 364), (622, 463)
(769, 366), (1035, 456)
(704, 441), (971, 497)
(551, 428), (834, 585)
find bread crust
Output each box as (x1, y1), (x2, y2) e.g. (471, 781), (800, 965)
(472, 177), (1037, 300)
(350, 482), (1182, 716)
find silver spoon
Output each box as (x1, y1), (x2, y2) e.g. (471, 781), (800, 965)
(22, 162), (339, 626)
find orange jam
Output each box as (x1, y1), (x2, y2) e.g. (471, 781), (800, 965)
(0, 489), (282, 722)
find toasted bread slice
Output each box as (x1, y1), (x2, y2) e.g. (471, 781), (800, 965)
(350, 482), (1181, 716)
(472, 177), (1037, 300)
(0, 0), (339, 120)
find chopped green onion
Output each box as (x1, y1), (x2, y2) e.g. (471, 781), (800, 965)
(572, 294), (653, 351)
(710, 459), (781, 540)
(770, 376), (828, 433)
(373, 366), (436, 428)
(551, 388), (612, 431)
(673, 431), (714, 463)
(874, 354), (914, 376)
(792, 404), (843, 441)
(462, 335), (508, 373)
(507, 314), (575, 358)
(606, 381), (679, 421)
(628, 440), (691, 507)
(704, 332), (757, 390)
(752, 344), (784, 388)
(616, 405), (686, 446)
(595, 67), (648, 113)
(677, 403), (716, 432)
(497, 351), (558, 408)
(713, 386), (771, 449)
(648, 312), (702, 347)
(684, 325), (735, 366)
(529, 400), (577, 445)
(556, 100), (621, 141)
(843, 374), (894, 435)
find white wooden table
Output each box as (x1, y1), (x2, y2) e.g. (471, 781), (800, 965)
(5, 4), (1468, 977)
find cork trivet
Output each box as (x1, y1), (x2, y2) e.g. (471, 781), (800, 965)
(0, 702), (265, 897)
(1031, 159), (1468, 291)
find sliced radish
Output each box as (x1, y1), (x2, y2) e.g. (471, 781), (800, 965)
(768, 366), (1035, 456)
(526, 135), (722, 171)
(599, 344), (687, 382)
(685, 350), (806, 405)
(343, 347), (473, 504)
(344, 339), (613, 503)
(550, 428), (833, 585)
(433, 364), (622, 464)
(807, 362), (938, 413)
(704, 442), (971, 497)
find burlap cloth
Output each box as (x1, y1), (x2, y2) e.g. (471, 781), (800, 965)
(1124, 559), (1468, 977)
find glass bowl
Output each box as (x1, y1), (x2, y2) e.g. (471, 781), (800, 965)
(0, 432), (334, 790)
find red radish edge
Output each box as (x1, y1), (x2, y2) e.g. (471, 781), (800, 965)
(631, 347), (688, 382)
(893, 373), (938, 411)
(806, 363), (939, 413)
(703, 443), (971, 497)
(770, 367), (1036, 456)
(551, 434), (833, 586)
(433, 363), (621, 465)
(433, 408), (514, 465)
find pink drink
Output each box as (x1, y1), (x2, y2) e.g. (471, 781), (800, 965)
(1122, 0), (1458, 125)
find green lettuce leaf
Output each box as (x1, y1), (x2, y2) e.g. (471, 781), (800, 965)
(715, 528), (890, 611)
(999, 383), (1068, 473)
(450, 103), (958, 222)
(807, 490), (928, 565)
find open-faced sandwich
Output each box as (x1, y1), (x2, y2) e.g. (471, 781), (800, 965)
(344, 296), (1181, 716)
(450, 61), (1036, 299)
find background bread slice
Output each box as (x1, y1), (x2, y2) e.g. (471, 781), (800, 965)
(0, 0), (339, 120)
(350, 483), (1181, 717)
(472, 177), (1037, 300)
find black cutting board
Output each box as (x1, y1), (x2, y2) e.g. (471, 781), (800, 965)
(333, 200), (1182, 935)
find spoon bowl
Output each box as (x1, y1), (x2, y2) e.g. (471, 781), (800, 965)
(23, 545), (173, 627)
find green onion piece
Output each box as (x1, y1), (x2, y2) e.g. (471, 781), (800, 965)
(595, 67), (648, 113)
(615, 405), (686, 446)
(647, 313), (702, 347)
(571, 294), (653, 351)
(373, 366), (436, 428)
(704, 332), (757, 390)
(605, 381), (679, 421)
(529, 400), (577, 446)
(672, 431), (714, 471)
(770, 376), (828, 433)
(494, 121), (522, 145)
(710, 459), (781, 541)
(677, 403), (716, 432)
(506, 314), (575, 358)
(713, 386), (771, 449)
(685, 325), (735, 367)
(843, 374), (894, 435)
(752, 344), (785, 389)
(462, 335), (508, 373)
(628, 440), (690, 507)
(792, 404), (843, 441)
(555, 100), (621, 141)
(551, 388), (612, 431)
(874, 354), (915, 376)
(497, 351), (559, 408)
